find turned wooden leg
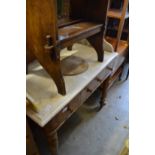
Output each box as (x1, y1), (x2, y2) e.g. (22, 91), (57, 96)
(119, 72), (122, 81)
(28, 117), (59, 155)
(99, 76), (110, 110)
(126, 69), (129, 80)
(87, 32), (104, 62)
(44, 130), (58, 155)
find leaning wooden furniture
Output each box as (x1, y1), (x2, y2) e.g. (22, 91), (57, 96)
(26, 0), (109, 95)
(27, 44), (121, 155)
(105, 0), (129, 85)
(106, 0), (129, 54)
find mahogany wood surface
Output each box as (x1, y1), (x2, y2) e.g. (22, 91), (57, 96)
(105, 0), (129, 84)
(27, 0), (66, 95)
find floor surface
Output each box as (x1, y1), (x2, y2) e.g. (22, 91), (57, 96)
(58, 74), (129, 155)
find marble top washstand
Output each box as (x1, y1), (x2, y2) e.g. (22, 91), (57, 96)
(26, 43), (118, 127)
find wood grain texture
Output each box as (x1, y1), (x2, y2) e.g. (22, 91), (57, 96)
(27, 0), (66, 95)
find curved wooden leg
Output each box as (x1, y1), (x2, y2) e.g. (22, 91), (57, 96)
(49, 48), (66, 95)
(87, 32), (104, 62)
(50, 60), (66, 95)
(33, 47), (66, 95)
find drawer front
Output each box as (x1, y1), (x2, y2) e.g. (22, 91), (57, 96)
(46, 95), (81, 131)
(81, 68), (111, 103)
(69, 94), (81, 112)
(97, 67), (111, 82)
(108, 58), (115, 69)
(112, 55), (125, 75)
(81, 79), (99, 103)
(48, 107), (71, 131)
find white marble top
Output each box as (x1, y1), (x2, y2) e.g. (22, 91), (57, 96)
(26, 43), (118, 127)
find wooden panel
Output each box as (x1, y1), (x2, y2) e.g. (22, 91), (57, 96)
(70, 0), (109, 23)
(115, 0), (129, 51)
(68, 94), (82, 112)
(59, 22), (103, 41)
(97, 68), (111, 82)
(45, 106), (71, 132)
(26, 50), (36, 64)
(27, 0), (67, 95)
(106, 37), (128, 55)
(81, 68), (111, 103)
(107, 9), (129, 19)
(27, 0), (57, 48)
(58, 22), (103, 49)
(58, 18), (83, 28)
(81, 81), (99, 103)
(26, 0), (58, 63)
(112, 55), (125, 76)
(44, 94), (81, 132)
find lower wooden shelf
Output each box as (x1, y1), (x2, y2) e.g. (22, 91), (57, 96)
(58, 21), (103, 47)
(106, 37), (128, 55)
(58, 18), (83, 28)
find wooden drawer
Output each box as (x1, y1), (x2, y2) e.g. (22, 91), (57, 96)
(81, 80), (99, 103)
(46, 107), (71, 131)
(69, 94), (81, 112)
(108, 58), (115, 69)
(112, 55), (125, 75)
(97, 67), (111, 82)
(81, 68), (111, 103)
(45, 95), (81, 132)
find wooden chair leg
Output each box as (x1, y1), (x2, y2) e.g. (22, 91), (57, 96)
(87, 32), (104, 62)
